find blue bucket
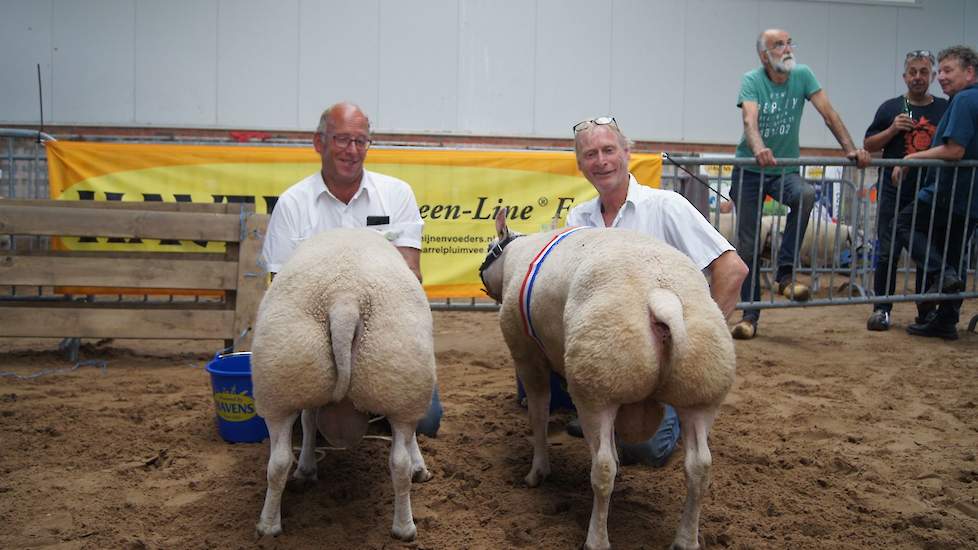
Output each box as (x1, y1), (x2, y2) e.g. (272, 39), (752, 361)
(205, 352), (269, 443)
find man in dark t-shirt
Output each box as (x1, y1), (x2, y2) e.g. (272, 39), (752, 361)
(863, 50), (948, 331)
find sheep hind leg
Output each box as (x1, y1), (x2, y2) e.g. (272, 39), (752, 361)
(407, 432), (432, 483)
(293, 408), (319, 483)
(578, 404), (618, 550)
(256, 412), (300, 537)
(519, 367), (551, 487)
(670, 405), (719, 550)
(388, 420), (418, 541)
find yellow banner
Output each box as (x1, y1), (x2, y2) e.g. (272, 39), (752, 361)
(46, 141), (661, 298)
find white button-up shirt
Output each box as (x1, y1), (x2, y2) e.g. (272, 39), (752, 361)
(567, 174), (733, 271)
(260, 170), (423, 273)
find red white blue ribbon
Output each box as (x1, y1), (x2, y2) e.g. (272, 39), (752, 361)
(518, 226), (591, 351)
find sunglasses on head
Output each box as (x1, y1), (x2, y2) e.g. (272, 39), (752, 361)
(572, 116), (619, 134)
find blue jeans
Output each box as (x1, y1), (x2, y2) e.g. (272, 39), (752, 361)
(617, 405), (681, 468)
(730, 167), (815, 322)
(895, 199), (978, 325)
(416, 386), (442, 437)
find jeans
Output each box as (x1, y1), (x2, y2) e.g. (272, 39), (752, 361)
(730, 167), (815, 322)
(895, 198), (977, 325)
(416, 386), (442, 437)
(873, 179), (927, 316)
(617, 405), (681, 468)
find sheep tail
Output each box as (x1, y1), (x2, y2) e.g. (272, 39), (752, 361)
(648, 288), (688, 358)
(328, 296), (362, 403)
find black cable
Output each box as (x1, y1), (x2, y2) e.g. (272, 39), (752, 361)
(662, 152), (730, 202)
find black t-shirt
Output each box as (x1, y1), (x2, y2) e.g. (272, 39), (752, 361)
(865, 95), (949, 189)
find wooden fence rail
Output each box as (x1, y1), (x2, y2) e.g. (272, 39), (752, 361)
(0, 200), (268, 351)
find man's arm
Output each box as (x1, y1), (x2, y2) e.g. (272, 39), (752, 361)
(810, 90), (871, 168)
(863, 113), (914, 153)
(397, 246), (422, 283)
(892, 140), (966, 184)
(741, 101), (776, 167)
(706, 250), (748, 321)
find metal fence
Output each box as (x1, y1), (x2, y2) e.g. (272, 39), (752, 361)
(2, 129), (976, 331)
(663, 155), (978, 331)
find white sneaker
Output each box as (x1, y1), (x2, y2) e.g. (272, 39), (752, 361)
(866, 310), (891, 331)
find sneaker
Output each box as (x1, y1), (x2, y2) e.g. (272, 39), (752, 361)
(778, 278), (811, 302)
(866, 310), (891, 331)
(906, 318), (959, 341)
(731, 320), (757, 340)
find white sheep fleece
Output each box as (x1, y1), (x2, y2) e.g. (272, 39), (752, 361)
(250, 228), (436, 542)
(494, 228), (735, 408)
(482, 224), (736, 550)
(251, 227), (436, 424)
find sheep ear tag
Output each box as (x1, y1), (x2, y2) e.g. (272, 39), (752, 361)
(494, 207), (510, 241)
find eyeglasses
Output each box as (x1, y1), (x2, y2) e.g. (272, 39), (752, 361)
(906, 50), (936, 65)
(766, 39), (796, 53)
(327, 134), (372, 150)
(572, 116), (619, 134)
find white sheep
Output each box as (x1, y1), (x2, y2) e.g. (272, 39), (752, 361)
(479, 211), (736, 550)
(716, 211), (854, 267)
(251, 228), (436, 541)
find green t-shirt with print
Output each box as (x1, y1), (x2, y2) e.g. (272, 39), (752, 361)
(735, 64), (821, 174)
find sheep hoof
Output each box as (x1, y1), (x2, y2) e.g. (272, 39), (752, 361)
(412, 467), (433, 483)
(391, 522), (417, 541)
(291, 466), (318, 484)
(524, 469), (548, 488)
(254, 522), (282, 539)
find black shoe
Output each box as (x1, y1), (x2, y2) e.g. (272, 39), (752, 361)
(565, 417), (583, 438)
(914, 309), (937, 326)
(906, 318), (959, 341)
(926, 272), (965, 294)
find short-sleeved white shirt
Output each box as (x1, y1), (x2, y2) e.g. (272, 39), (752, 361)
(260, 169), (424, 273)
(566, 174), (733, 271)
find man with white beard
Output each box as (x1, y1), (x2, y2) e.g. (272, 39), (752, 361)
(729, 28), (870, 340)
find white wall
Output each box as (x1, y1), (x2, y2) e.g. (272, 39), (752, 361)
(0, 0), (973, 148)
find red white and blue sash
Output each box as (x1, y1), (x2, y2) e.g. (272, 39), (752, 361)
(518, 226), (591, 350)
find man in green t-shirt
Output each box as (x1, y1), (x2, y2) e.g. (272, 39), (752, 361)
(730, 28), (871, 340)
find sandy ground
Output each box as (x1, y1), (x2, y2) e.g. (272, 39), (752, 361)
(1, 303), (977, 550)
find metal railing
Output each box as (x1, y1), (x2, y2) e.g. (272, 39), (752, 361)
(663, 156), (978, 331)
(2, 129), (975, 328)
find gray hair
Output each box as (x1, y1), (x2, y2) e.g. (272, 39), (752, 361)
(315, 101), (371, 135)
(904, 51), (936, 72)
(938, 45), (978, 73)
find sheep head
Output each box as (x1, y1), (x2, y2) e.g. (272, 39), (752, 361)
(478, 207), (522, 303)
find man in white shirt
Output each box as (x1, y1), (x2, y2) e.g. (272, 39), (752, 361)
(563, 117), (747, 466)
(260, 102), (441, 436)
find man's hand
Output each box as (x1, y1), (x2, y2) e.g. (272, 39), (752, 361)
(754, 147), (777, 167)
(891, 113), (915, 133)
(892, 166), (905, 186)
(847, 148), (872, 169)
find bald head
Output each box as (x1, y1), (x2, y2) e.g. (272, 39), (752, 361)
(756, 29), (787, 55)
(316, 102), (371, 136)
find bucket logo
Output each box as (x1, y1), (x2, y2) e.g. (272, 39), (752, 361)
(213, 387), (258, 422)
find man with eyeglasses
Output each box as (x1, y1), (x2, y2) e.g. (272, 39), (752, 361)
(891, 45), (978, 340)
(729, 28), (871, 340)
(260, 101), (443, 436)
(560, 117), (747, 467)
(863, 50), (948, 332)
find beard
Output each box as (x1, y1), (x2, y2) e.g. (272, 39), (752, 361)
(767, 51), (797, 74)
